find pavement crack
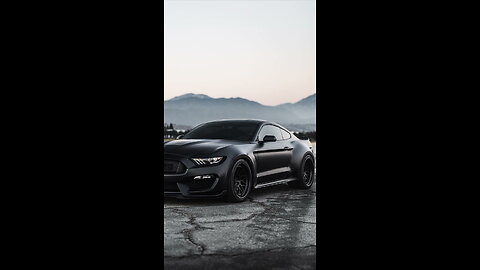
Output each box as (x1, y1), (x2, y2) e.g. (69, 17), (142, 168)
(275, 216), (316, 225)
(202, 213), (258, 223)
(171, 208), (210, 255)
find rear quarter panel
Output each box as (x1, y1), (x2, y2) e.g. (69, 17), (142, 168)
(290, 139), (314, 173)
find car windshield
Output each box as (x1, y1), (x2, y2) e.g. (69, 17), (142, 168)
(183, 122), (260, 141)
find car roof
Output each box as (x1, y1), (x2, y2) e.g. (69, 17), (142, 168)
(201, 119), (290, 131)
(203, 119), (268, 124)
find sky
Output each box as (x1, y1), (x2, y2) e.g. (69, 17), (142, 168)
(164, 0), (315, 106)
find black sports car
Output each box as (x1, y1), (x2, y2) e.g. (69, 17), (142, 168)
(164, 119), (315, 202)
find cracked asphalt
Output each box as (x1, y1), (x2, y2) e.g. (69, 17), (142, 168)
(164, 144), (316, 270)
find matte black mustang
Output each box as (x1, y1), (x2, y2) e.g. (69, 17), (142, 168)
(164, 120), (315, 202)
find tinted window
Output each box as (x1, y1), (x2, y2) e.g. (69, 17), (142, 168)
(183, 122), (260, 141)
(280, 128), (291, 140)
(258, 125), (282, 141)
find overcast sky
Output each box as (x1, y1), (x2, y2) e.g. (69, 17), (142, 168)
(164, 0), (315, 106)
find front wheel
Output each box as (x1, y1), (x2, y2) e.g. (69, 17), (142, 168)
(225, 159), (253, 202)
(289, 155), (315, 189)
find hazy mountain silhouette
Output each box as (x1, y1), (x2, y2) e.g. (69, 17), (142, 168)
(164, 93), (316, 131)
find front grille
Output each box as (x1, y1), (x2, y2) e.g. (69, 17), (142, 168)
(164, 159), (187, 174)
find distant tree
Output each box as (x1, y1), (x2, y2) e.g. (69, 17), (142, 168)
(293, 131), (316, 142)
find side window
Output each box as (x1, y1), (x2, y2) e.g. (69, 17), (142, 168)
(271, 126), (286, 141)
(280, 128), (291, 140)
(258, 125), (282, 141)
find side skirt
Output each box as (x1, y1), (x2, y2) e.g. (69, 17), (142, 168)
(254, 178), (296, 189)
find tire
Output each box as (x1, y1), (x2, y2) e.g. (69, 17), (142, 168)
(225, 159), (253, 202)
(288, 154), (315, 189)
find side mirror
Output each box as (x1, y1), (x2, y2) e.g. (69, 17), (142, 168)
(261, 135), (277, 143)
(176, 135), (184, 140)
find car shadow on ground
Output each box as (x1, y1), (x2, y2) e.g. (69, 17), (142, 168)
(163, 182), (314, 207)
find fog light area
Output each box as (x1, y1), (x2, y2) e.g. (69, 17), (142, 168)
(193, 175), (214, 180)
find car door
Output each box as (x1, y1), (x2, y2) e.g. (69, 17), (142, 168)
(254, 125), (292, 183)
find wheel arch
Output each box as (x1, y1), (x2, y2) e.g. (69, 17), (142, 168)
(230, 154), (257, 187)
(292, 150), (315, 172)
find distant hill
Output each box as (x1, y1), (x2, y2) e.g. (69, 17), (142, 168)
(164, 93), (316, 131)
(168, 93), (211, 101)
(277, 94), (316, 123)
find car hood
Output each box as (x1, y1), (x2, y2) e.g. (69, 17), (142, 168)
(164, 139), (238, 157)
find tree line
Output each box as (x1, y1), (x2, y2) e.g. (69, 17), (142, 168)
(164, 123), (189, 139)
(293, 131), (316, 142)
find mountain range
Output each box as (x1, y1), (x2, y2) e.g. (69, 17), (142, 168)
(164, 93), (316, 131)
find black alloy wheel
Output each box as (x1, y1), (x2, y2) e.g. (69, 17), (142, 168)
(303, 158), (314, 187)
(289, 155), (315, 189)
(226, 159), (252, 202)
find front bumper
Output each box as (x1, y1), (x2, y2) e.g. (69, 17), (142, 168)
(164, 154), (230, 198)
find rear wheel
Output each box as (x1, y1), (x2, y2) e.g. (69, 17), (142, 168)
(226, 159), (252, 202)
(289, 155), (315, 189)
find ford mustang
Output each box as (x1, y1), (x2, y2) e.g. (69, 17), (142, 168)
(163, 119), (315, 202)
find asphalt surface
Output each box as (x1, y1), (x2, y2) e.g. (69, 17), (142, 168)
(164, 143), (316, 270)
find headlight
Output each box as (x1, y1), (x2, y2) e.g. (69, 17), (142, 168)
(191, 157), (225, 166)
